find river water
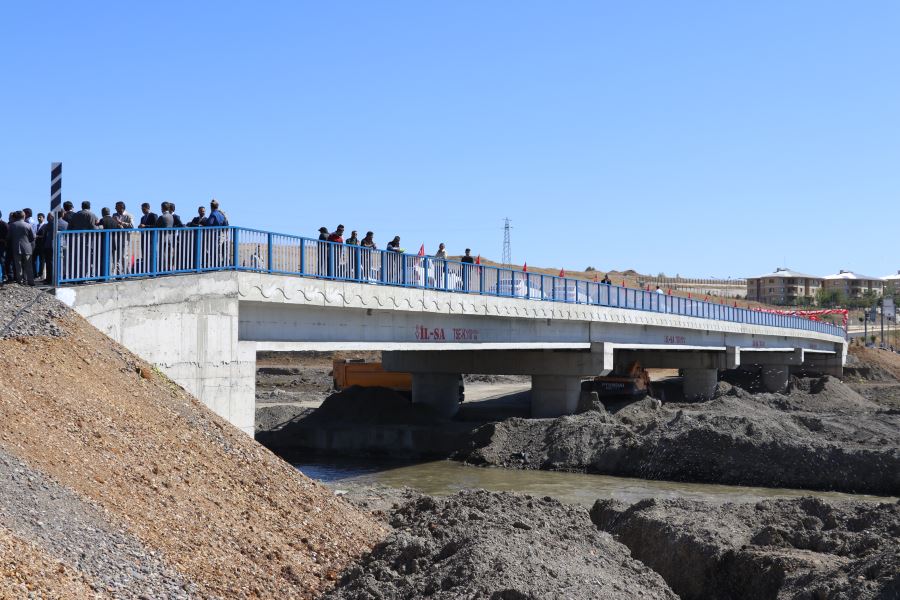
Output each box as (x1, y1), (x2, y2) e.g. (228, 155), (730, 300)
(294, 458), (895, 507)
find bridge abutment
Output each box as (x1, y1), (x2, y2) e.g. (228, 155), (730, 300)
(682, 368), (718, 400)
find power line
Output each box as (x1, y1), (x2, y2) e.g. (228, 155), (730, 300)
(502, 217), (512, 268)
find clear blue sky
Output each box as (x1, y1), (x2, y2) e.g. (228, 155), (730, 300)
(1, 2), (897, 278)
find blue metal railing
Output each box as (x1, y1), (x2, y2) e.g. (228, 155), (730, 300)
(55, 226), (846, 338)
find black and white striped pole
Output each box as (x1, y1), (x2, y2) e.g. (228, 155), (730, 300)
(50, 162), (62, 287)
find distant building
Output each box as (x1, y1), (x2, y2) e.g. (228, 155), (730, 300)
(823, 270), (884, 298)
(883, 270), (900, 295)
(746, 268), (823, 305)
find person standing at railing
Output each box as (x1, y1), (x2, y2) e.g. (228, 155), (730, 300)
(346, 230), (359, 278)
(99, 207), (122, 278)
(327, 225), (344, 243)
(113, 202), (134, 228)
(138, 203), (158, 228)
(327, 225), (346, 278)
(9, 211), (35, 286)
(110, 202), (134, 276)
(33, 213), (47, 281)
(0, 211), (8, 283)
(460, 248), (474, 292)
(360, 231), (376, 281)
(316, 227), (329, 277)
(168, 203), (185, 228)
(204, 200), (228, 227)
(68, 202), (99, 231)
(43, 212), (66, 284)
(61, 201), (75, 223)
(187, 206), (206, 227)
(385, 236), (404, 284)
(154, 202), (175, 228)
(433, 243), (448, 287)
(202, 200), (229, 268)
(154, 203), (176, 272)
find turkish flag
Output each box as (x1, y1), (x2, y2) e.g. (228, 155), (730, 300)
(523, 262), (528, 272)
(417, 244), (425, 257)
(559, 268), (566, 278)
(475, 255), (481, 265)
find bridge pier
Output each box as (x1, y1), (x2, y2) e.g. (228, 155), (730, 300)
(761, 365), (790, 393)
(411, 373), (462, 418)
(682, 368), (717, 400)
(530, 375), (583, 418)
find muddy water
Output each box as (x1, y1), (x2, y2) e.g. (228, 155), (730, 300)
(295, 459), (896, 507)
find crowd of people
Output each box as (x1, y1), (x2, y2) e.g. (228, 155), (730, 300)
(1, 202), (494, 287)
(314, 223), (473, 264)
(0, 200), (230, 285)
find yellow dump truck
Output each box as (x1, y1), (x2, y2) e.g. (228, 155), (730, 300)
(332, 359), (413, 392)
(332, 359), (465, 401)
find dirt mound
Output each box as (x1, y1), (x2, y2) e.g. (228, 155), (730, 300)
(460, 377), (900, 495)
(325, 490), (678, 599)
(851, 347), (900, 381)
(0, 289), (383, 598)
(0, 285), (69, 339)
(592, 496), (900, 600)
(0, 525), (97, 599)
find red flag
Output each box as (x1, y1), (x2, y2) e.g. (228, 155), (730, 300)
(593, 273), (598, 282)
(475, 255), (481, 265)
(417, 244), (425, 257)
(688, 292), (692, 299)
(559, 268), (566, 278)
(523, 262), (528, 272)
(733, 301), (738, 308)
(667, 288), (672, 295)
(622, 279), (626, 287)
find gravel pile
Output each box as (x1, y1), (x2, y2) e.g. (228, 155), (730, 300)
(324, 490), (678, 599)
(460, 376), (900, 495)
(0, 448), (193, 598)
(0, 298), (383, 598)
(592, 496), (900, 600)
(0, 284), (69, 339)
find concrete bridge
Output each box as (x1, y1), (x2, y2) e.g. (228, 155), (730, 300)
(53, 227), (847, 434)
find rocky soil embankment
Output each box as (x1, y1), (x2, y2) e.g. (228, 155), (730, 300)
(325, 489), (678, 600)
(0, 285), (383, 598)
(592, 496), (900, 599)
(460, 374), (900, 495)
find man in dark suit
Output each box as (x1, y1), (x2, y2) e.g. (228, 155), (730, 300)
(9, 211), (35, 286)
(0, 213), (12, 283)
(168, 202), (185, 227)
(138, 203), (158, 228)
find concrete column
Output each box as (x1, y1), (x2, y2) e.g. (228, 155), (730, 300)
(682, 368), (717, 401)
(411, 373), (461, 419)
(761, 366), (790, 393)
(531, 375), (583, 418)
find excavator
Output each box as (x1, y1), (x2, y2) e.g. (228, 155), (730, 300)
(581, 361), (652, 399)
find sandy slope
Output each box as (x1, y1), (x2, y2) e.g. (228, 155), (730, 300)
(0, 287), (383, 598)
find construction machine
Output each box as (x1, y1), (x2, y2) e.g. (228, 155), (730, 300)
(332, 359), (465, 401)
(581, 361), (652, 399)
